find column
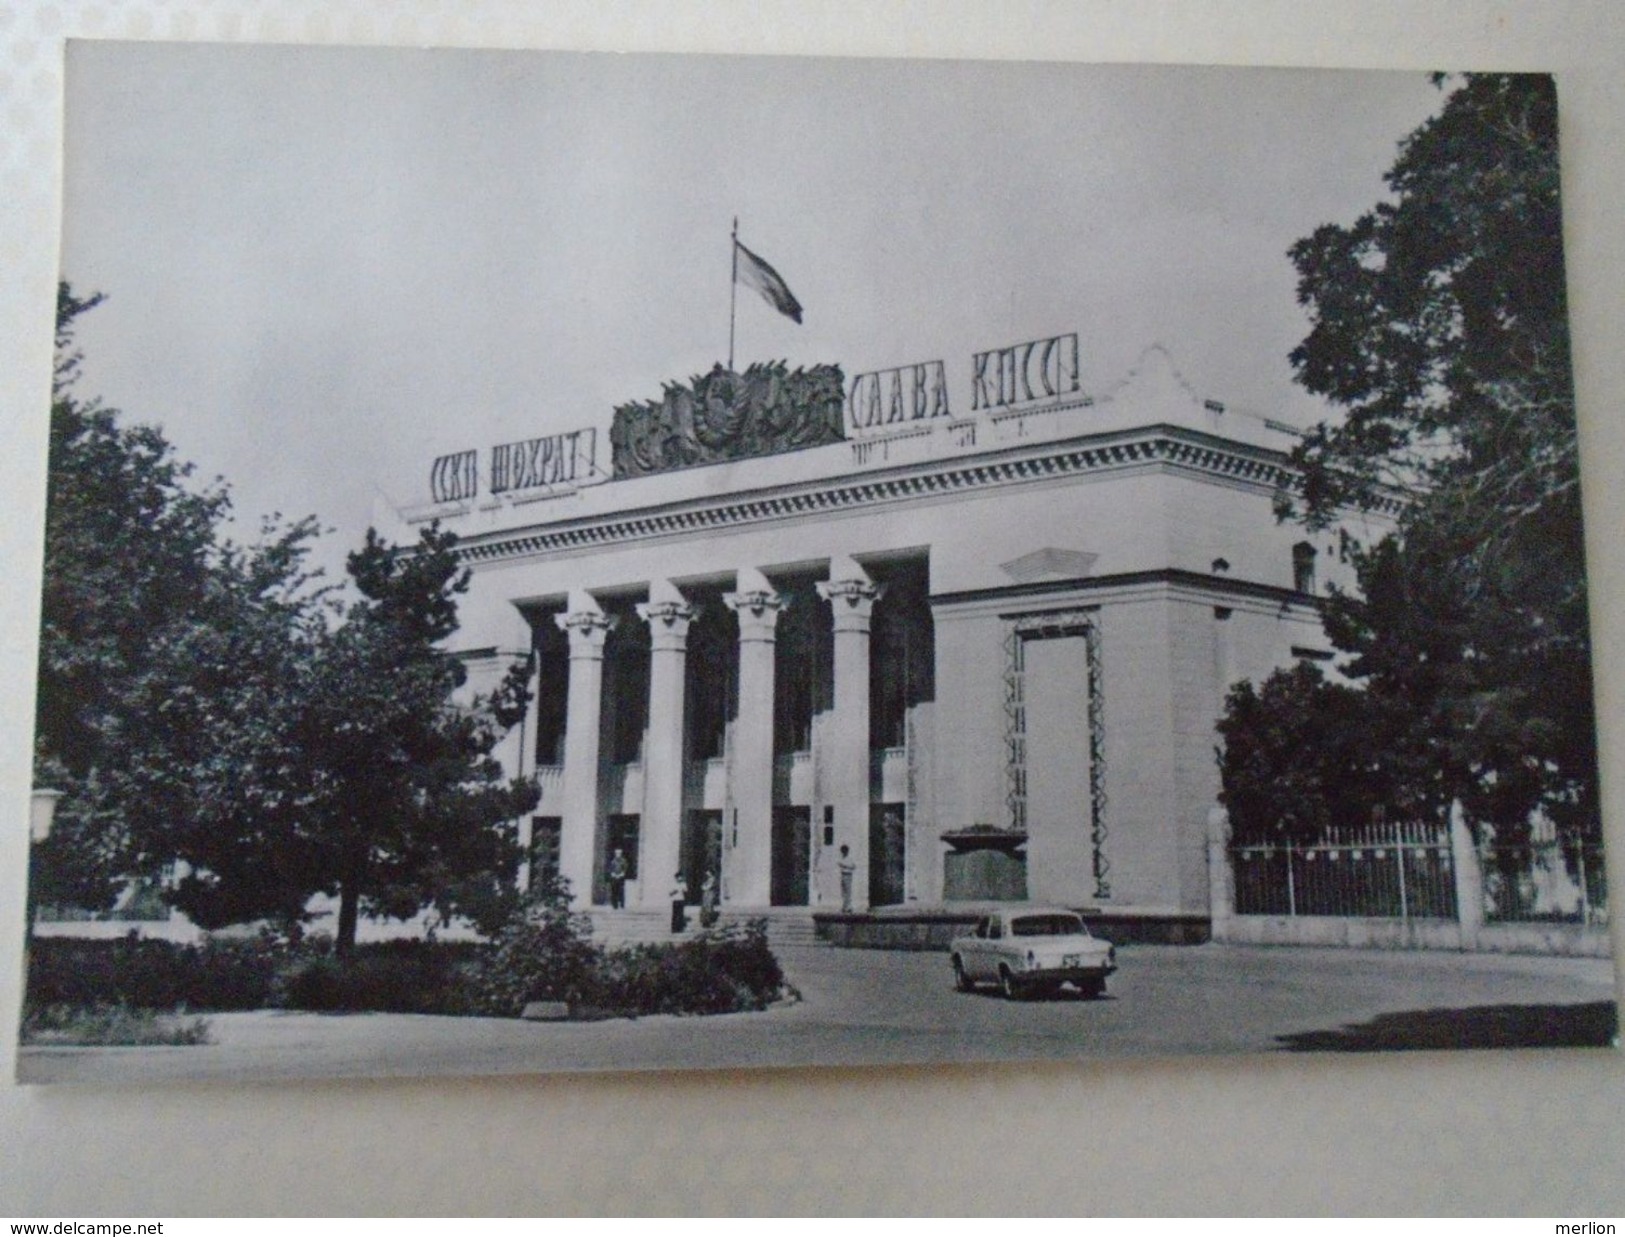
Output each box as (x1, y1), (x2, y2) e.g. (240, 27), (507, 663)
(1206, 803), (1234, 943)
(1449, 801), (1484, 947)
(555, 591), (612, 909)
(517, 634), (541, 893)
(818, 557), (881, 911)
(636, 581), (694, 909)
(725, 568), (783, 907)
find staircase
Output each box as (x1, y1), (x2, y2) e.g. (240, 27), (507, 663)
(719, 909), (823, 948)
(583, 907), (823, 950)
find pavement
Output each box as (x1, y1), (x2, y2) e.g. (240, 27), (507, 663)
(15, 941), (1616, 1085)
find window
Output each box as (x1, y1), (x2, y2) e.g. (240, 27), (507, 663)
(774, 578), (828, 754)
(529, 817), (562, 886)
(534, 635), (569, 767)
(1292, 541), (1318, 594)
(686, 606), (735, 762)
(1011, 914), (1084, 937)
(605, 617), (649, 764)
(868, 561), (934, 750)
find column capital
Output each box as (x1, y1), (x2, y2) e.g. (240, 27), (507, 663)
(817, 578), (883, 633)
(556, 609), (615, 658)
(724, 588), (784, 642)
(636, 599), (696, 652)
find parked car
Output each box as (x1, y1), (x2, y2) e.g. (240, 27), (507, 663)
(950, 907), (1116, 999)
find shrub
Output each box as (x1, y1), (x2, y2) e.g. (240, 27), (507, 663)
(26, 935), (277, 1011)
(470, 880), (791, 1019)
(25, 897), (791, 1022)
(469, 874), (604, 1017)
(24, 934), (485, 1016)
(21, 1003), (211, 1046)
(596, 920), (788, 1016)
(273, 939), (485, 1015)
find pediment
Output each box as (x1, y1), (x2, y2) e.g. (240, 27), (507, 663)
(1100, 343), (1207, 417)
(999, 547), (1099, 583)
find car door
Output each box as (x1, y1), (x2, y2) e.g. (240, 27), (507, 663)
(970, 915), (1004, 981)
(961, 916), (992, 980)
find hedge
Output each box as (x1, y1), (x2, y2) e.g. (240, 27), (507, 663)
(25, 921), (791, 1021)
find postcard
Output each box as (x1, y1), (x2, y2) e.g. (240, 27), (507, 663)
(19, 43), (1613, 1083)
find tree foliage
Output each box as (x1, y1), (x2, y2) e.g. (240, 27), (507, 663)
(1218, 665), (1391, 841)
(34, 285), (322, 911)
(136, 522), (539, 952)
(1224, 75), (1596, 844)
(285, 524), (538, 952)
(35, 286), (538, 946)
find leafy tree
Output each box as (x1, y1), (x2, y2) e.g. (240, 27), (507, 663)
(34, 285), (322, 912)
(152, 523), (538, 953)
(1218, 653), (1460, 842)
(36, 287), (538, 949)
(1231, 74), (1597, 845)
(281, 524), (537, 954)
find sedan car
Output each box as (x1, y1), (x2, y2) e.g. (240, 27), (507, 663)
(950, 907), (1116, 999)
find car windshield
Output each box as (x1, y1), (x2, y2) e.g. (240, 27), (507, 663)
(1010, 914), (1084, 937)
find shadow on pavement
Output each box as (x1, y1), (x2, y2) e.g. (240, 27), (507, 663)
(1277, 1001), (1618, 1051)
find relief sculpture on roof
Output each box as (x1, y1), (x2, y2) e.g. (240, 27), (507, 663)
(609, 360), (846, 479)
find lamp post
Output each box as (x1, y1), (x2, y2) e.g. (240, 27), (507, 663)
(25, 787), (63, 954)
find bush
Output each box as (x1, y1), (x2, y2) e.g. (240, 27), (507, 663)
(25, 891), (792, 1022)
(21, 1003), (211, 1046)
(469, 878), (791, 1019)
(273, 939), (485, 1015)
(469, 875), (603, 1016)
(26, 935), (278, 1011)
(595, 921), (787, 1017)
(25, 933), (485, 1016)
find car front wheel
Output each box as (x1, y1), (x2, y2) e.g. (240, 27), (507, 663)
(1078, 977), (1106, 1000)
(953, 955), (974, 993)
(998, 965), (1025, 1001)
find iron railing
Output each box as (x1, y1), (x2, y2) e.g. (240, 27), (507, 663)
(1481, 841), (1608, 924)
(1230, 821), (1457, 920)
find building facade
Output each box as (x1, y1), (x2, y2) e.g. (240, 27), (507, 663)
(401, 342), (1387, 926)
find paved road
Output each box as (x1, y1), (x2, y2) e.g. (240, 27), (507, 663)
(16, 943), (1616, 1084)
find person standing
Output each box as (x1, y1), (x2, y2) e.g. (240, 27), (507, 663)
(700, 870), (718, 928)
(669, 871), (688, 934)
(837, 844), (857, 913)
(607, 848), (629, 910)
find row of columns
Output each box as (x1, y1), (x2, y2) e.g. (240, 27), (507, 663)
(551, 560), (882, 911)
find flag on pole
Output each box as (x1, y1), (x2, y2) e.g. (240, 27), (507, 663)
(734, 240), (804, 323)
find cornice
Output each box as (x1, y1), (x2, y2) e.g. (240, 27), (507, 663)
(930, 567), (1320, 611)
(449, 424), (1389, 566)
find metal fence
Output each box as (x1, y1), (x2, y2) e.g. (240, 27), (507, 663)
(1481, 841), (1608, 925)
(1230, 821), (1458, 920)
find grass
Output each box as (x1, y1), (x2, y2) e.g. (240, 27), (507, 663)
(21, 1003), (212, 1047)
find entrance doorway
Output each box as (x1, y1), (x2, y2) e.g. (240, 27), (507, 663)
(870, 805), (906, 907)
(593, 813), (640, 906)
(681, 809), (723, 907)
(771, 805), (812, 906)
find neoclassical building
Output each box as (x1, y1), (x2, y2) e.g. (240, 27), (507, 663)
(397, 341), (1386, 929)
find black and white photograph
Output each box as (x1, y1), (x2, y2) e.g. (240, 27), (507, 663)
(16, 40), (1615, 1086)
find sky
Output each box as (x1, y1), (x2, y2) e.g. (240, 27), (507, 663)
(59, 42), (1448, 582)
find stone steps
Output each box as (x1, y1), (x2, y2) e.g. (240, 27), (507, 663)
(584, 908), (823, 949)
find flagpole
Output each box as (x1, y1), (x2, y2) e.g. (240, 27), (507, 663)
(728, 216), (738, 373)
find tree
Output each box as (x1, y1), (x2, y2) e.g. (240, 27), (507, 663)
(1238, 74), (1597, 844)
(1218, 665), (1389, 840)
(276, 524), (538, 954)
(33, 285), (323, 912)
(36, 286), (538, 948)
